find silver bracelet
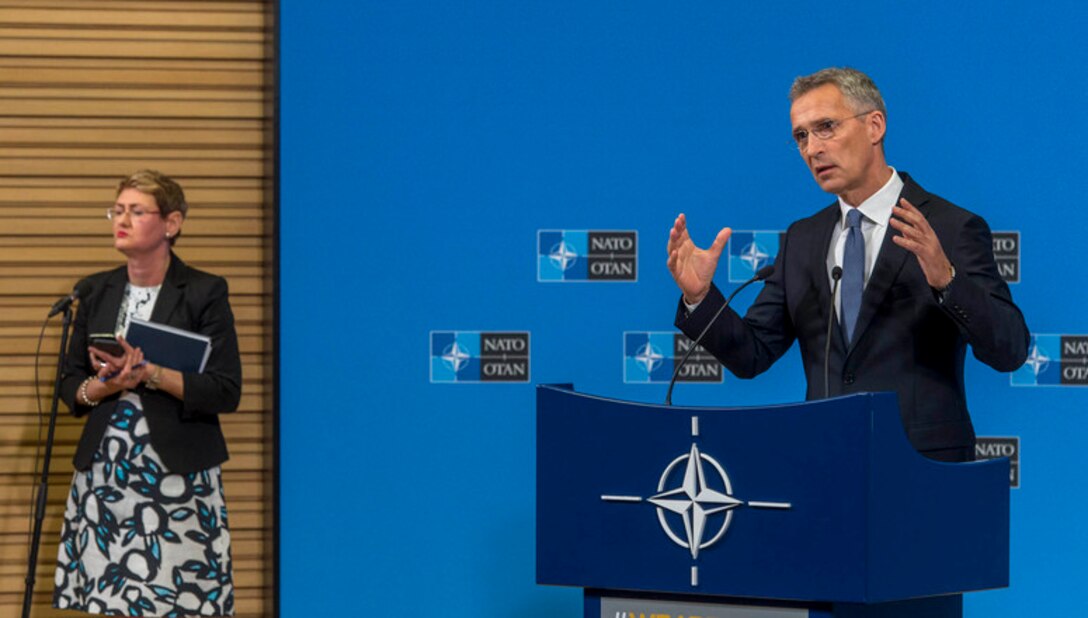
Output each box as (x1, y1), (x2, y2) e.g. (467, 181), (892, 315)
(79, 376), (100, 407)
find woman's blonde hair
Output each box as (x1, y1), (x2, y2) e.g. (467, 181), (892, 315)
(116, 170), (187, 244)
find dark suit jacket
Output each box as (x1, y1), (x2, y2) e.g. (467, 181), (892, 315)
(60, 253), (242, 474)
(676, 173), (1028, 459)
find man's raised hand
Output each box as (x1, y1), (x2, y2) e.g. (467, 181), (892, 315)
(666, 213), (731, 305)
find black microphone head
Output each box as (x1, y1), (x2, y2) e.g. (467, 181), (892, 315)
(756, 265), (775, 280)
(48, 278), (92, 317)
(831, 266), (843, 281)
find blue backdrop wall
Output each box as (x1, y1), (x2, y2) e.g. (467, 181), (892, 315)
(280, 1), (1088, 614)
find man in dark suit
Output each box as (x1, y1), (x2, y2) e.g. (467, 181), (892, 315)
(667, 67), (1028, 462)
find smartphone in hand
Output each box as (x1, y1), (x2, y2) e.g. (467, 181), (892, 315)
(89, 333), (124, 357)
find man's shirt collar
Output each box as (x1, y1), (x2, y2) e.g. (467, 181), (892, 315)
(838, 167), (903, 228)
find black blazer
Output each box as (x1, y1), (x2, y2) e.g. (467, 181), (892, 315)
(60, 253), (242, 474)
(676, 173), (1029, 457)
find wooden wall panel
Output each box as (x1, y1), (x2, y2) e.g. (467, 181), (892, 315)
(0, 2), (274, 616)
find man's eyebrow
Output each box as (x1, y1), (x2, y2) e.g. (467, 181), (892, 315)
(794, 118), (825, 131)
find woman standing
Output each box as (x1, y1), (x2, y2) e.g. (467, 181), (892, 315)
(54, 170), (242, 616)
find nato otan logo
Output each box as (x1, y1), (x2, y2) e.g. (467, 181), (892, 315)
(975, 437), (1020, 488)
(992, 231), (1020, 283)
(430, 331), (530, 383)
(538, 230), (637, 281)
(624, 332), (722, 384)
(1011, 334), (1088, 386)
(728, 230), (783, 282)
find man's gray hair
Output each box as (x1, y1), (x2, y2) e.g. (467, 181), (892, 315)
(789, 67), (886, 117)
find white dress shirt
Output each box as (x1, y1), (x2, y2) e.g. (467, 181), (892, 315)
(827, 168), (903, 314)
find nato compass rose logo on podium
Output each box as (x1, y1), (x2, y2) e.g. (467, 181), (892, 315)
(601, 416), (791, 586)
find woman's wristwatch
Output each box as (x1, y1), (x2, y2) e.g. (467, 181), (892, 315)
(144, 364), (164, 390)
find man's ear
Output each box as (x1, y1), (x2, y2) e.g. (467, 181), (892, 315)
(867, 110), (887, 145)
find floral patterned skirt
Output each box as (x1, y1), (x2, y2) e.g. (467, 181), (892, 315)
(53, 395), (234, 616)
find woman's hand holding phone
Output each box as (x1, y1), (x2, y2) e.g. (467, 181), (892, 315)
(89, 335), (149, 386)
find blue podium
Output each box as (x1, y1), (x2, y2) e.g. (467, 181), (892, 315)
(536, 385), (1010, 618)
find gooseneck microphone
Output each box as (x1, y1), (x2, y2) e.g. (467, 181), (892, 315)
(665, 264), (775, 406)
(824, 266), (842, 399)
(48, 279), (91, 318)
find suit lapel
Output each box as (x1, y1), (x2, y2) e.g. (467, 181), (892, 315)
(89, 268), (128, 335)
(149, 252), (187, 325)
(847, 219), (909, 354)
(846, 174), (930, 355)
(813, 204), (839, 304)
(810, 204), (849, 353)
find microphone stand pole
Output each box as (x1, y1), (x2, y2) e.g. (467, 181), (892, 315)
(22, 304), (75, 618)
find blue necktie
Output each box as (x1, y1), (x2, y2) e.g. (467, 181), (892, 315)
(841, 208), (864, 344)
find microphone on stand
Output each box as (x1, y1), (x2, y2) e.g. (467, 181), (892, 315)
(665, 264), (775, 406)
(48, 279), (91, 318)
(24, 276), (92, 618)
(824, 266), (842, 399)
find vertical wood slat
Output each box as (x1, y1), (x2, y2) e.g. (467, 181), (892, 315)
(0, 2), (274, 616)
